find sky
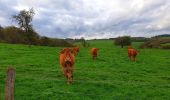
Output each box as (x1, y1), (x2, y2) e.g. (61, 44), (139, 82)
(0, 0), (170, 39)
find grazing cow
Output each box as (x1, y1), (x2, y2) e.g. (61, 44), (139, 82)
(91, 48), (99, 60)
(73, 47), (80, 56)
(60, 48), (75, 84)
(128, 46), (139, 61)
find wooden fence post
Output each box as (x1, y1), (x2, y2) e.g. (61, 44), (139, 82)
(5, 68), (16, 100)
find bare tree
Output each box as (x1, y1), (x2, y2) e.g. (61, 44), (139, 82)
(81, 37), (90, 47)
(12, 8), (35, 32)
(12, 8), (35, 46)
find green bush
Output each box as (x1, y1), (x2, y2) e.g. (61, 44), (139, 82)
(0, 26), (73, 47)
(114, 36), (131, 48)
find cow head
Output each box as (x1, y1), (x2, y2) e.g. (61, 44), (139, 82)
(60, 48), (75, 62)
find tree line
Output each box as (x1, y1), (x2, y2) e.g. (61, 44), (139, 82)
(0, 8), (73, 47)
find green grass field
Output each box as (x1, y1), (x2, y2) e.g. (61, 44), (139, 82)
(0, 40), (170, 100)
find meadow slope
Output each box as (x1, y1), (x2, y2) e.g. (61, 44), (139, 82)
(0, 40), (170, 100)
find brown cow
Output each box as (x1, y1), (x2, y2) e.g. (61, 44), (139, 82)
(91, 48), (99, 60)
(128, 46), (139, 61)
(60, 48), (75, 84)
(73, 47), (80, 56)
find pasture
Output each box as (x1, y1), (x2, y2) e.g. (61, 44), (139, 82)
(0, 40), (170, 100)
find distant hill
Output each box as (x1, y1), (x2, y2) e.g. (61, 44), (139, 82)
(131, 37), (149, 42)
(110, 37), (148, 42)
(153, 34), (170, 38)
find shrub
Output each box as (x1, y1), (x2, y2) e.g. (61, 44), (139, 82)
(114, 36), (131, 48)
(140, 38), (170, 49)
(0, 26), (73, 47)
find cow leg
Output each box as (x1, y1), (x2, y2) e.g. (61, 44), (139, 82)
(132, 57), (135, 61)
(67, 79), (70, 85)
(128, 55), (131, 60)
(63, 68), (67, 77)
(68, 67), (73, 84)
(128, 56), (131, 60)
(129, 56), (132, 61)
(71, 68), (74, 83)
(134, 57), (136, 61)
(61, 67), (66, 77)
(67, 74), (72, 85)
(66, 67), (73, 84)
(133, 55), (137, 61)
(66, 72), (70, 85)
(67, 77), (70, 84)
(95, 54), (97, 59)
(93, 55), (97, 60)
(128, 54), (130, 58)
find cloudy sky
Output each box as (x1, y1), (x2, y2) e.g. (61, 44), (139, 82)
(0, 0), (170, 39)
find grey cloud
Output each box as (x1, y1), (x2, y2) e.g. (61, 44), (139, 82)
(0, 0), (170, 39)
